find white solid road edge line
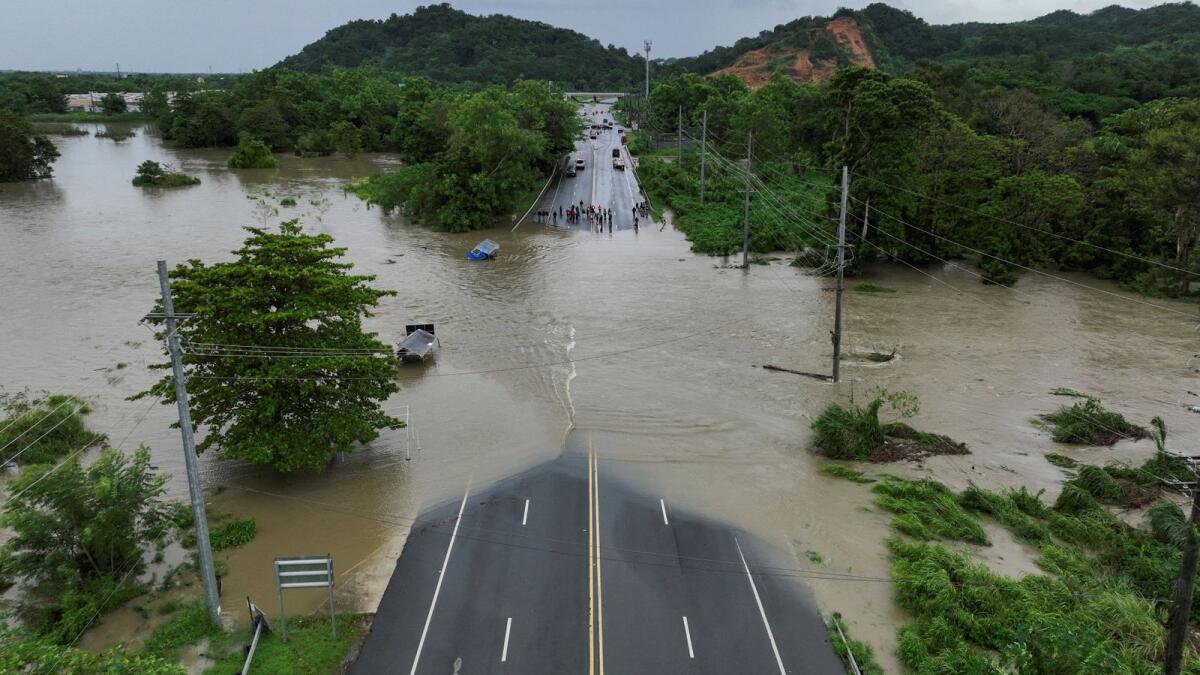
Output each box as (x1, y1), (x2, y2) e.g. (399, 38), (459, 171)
(735, 537), (787, 675)
(522, 498), (530, 526)
(682, 616), (695, 659)
(501, 617), (513, 662)
(660, 499), (669, 525)
(409, 485), (471, 675)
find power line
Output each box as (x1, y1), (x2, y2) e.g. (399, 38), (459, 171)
(851, 171), (1200, 280)
(852, 195), (1198, 320)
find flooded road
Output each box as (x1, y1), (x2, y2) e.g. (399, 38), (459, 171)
(2, 125), (1198, 667)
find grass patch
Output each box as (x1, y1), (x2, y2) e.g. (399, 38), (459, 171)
(204, 613), (369, 674)
(852, 282), (895, 294)
(96, 128), (136, 141)
(280, 197), (297, 207)
(1045, 453), (1078, 468)
(209, 516), (257, 552)
(0, 392), (98, 466)
(143, 601), (224, 663)
(827, 613), (885, 675)
(820, 463), (875, 484)
(871, 476), (988, 545)
(806, 550), (824, 564)
(1037, 397), (1147, 445)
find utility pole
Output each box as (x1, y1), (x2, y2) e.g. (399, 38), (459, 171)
(677, 106), (683, 167)
(155, 260), (222, 625)
(741, 132), (753, 268)
(1165, 464), (1200, 675)
(643, 40), (652, 99)
(832, 166), (849, 383)
(699, 109), (707, 205)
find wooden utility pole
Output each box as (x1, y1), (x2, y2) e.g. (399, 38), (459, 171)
(699, 110), (707, 205)
(832, 166), (849, 383)
(155, 260), (222, 624)
(1165, 468), (1200, 675)
(741, 132), (753, 268)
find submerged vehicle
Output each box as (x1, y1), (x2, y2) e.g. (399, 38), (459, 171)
(397, 323), (438, 363)
(467, 239), (500, 260)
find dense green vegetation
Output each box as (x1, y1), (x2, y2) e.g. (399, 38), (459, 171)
(226, 134), (278, 169)
(0, 392), (95, 465)
(0, 72), (235, 117)
(820, 418), (1200, 671)
(204, 613), (369, 674)
(0, 628), (184, 674)
(349, 79), (578, 231)
(276, 3), (642, 89)
(637, 62), (1200, 295)
(208, 516), (257, 552)
(1, 446), (172, 642)
(0, 112), (59, 181)
(132, 160), (200, 188)
(136, 222), (403, 472)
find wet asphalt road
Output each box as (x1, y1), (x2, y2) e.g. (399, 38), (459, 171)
(351, 449), (843, 674)
(532, 101), (649, 233)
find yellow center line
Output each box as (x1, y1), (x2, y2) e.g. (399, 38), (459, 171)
(588, 440), (595, 675)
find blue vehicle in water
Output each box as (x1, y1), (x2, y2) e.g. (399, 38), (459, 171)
(467, 239), (500, 260)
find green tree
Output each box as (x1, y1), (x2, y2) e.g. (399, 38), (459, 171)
(141, 87), (170, 118)
(226, 133), (279, 169)
(99, 92), (127, 115)
(329, 120), (363, 157)
(978, 171), (1084, 284)
(1, 447), (170, 640)
(137, 222), (403, 471)
(0, 111), (59, 182)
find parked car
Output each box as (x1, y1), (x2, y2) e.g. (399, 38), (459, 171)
(565, 158), (577, 177)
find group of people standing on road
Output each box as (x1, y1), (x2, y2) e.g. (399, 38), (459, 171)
(536, 199), (651, 232)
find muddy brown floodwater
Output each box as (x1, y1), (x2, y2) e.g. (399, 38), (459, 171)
(2, 125), (1198, 670)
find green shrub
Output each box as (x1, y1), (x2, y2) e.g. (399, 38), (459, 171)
(1038, 398), (1145, 445)
(132, 160), (200, 188)
(1073, 465), (1125, 501)
(0, 393), (96, 466)
(226, 134), (278, 169)
(279, 196), (297, 207)
(295, 128), (334, 157)
(142, 602), (223, 662)
(811, 399), (884, 460)
(1053, 484), (1102, 514)
(210, 516), (257, 552)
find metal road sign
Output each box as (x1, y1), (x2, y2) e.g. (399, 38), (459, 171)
(274, 554), (336, 641)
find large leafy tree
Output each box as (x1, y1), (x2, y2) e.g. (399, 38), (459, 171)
(138, 222), (402, 471)
(0, 112), (59, 182)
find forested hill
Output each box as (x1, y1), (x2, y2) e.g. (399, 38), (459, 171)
(274, 3), (642, 89)
(663, 2), (1200, 109)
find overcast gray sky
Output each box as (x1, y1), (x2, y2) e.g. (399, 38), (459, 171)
(0, 0), (1168, 73)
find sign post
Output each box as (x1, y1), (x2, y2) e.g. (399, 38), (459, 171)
(273, 554), (336, 642)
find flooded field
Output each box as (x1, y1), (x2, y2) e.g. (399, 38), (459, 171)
(2, 125), (1197, 667)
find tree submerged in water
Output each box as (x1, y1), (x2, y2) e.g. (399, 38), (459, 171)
(226, 133), (278, 169)
(0, 111), (59, 182)
(135, 221), (403, 472)
(131, 160), (200, 188)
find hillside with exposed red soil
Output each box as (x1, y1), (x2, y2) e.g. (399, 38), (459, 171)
(711, 15), (876, 88)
